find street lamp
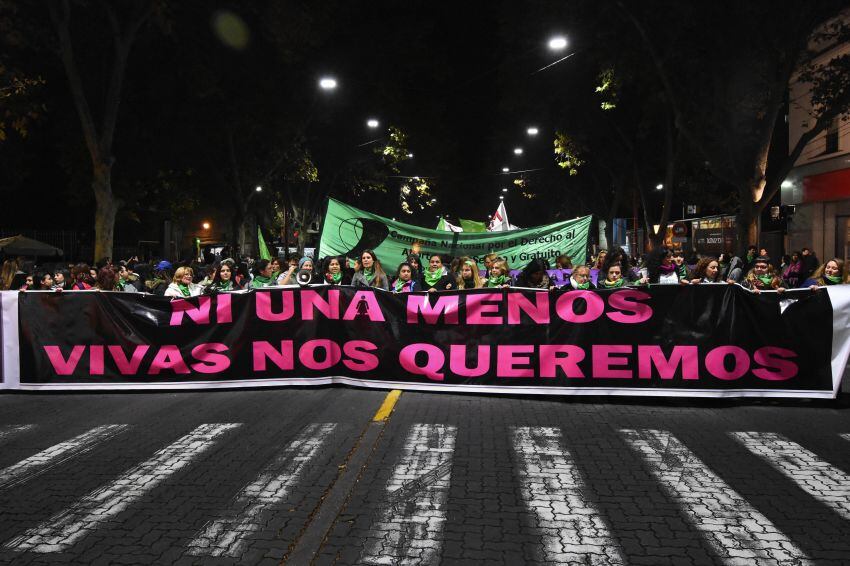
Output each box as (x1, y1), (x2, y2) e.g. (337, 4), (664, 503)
(527, 127), (539, 136)
(202, 222), (210, 230)
(367, 118), (379, 128)
(655, 183), (663, 191)
(499, 196), (504, 200)
(548, 36), (568, 51)
(318, 77), (337, 90)
(513, 147), (523, 155)
(407, 153), (414, 158)
(501, 167), (509, 172)
(502, 188), (508, 193)
(256, 185), (263, 192)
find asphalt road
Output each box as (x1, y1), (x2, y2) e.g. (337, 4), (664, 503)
(0, 388), (849, 565)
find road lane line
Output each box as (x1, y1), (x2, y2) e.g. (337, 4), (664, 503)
(372, 390), (402, 422)
(733, 432), (850, 521)
(187, 423), (336, 557)
(3, 423), (240, 553)
(513, 427), (625, 564)
(359, 423), (457, 565)
(0, 424), (129, 491)
(0, 424), (34, 444)
(621, 429), (811, 565)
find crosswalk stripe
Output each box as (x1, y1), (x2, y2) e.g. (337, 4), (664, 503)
(0, 424), (34, 444)
(3, 423), (241, 553)
(186, 423), (336, 557)
(733, 432), (850, 521)
(0, 425), (129, 491)
(621, 429), (811, 566)
(359, 423), (457, 566)
(513, 427), (625, 565)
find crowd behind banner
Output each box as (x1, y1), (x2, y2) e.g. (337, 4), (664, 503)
(0, 239), (844, 297)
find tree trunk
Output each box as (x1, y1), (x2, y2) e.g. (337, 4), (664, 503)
(92, 164), (117, 262)
(735, 190), (758, 256)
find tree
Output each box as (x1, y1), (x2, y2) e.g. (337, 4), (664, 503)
(617, 1), (850, 252)
(48, 0), (156, 261)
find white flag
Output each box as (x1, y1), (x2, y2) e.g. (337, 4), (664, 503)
(488, 202), (512, 232)
(437, 217), (463, 232)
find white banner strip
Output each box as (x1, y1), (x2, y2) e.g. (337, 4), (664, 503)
(187, 423), (336, 557)
(0, 291), (20, 389)
(3, 423), (240, 553)
(828, 286), (850, 396)
(0, 424), (129, 491)
(359, 423), (457, 565)
(733, 432), (850, 521)
(622, 429), (811, 565)
(513, 427), (624, 564)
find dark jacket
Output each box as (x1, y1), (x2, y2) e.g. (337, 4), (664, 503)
(418, 273), (454, 291)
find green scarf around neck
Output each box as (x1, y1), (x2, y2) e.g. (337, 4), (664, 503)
(329, 271), (343, 284)
(824, 274), (842, 284)
(573, 279), (590, 290)
(424, 267), (443, 287)
(676, 263), (688, 278)
(253, 274), (272, 287)
(486, 275), (507, 287)
(394, 278), (409, 292)
(757, 274), (773, 286)
(178, 283), (191, 297)
(215, 279), (233, 291)
(602, 277), (625, 288)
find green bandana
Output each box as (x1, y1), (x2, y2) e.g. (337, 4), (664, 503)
(424, 267), (443, 287)
(178, 283), (191, 297)
(757, 274), (773, 286)
(574, 280), (590, 290)
(253, 274), (272, 287)
(825, 274), (842, 284)
(676, 264), (688, 279)
(116, 278), (126, 291)
(362, 267), (376, 284)
(602, 277), (625, 288)
(394, 278), (409, 292)
(485, 275), (507, 287)
(329, 271), (342, 284)
(214, 280), (233, 291)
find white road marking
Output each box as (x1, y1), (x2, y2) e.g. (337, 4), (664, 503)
(3, 423), (240, 553)
(186, 423), (336, 557)
(0, 424), (34, 444)
(621, 429), (811, 565)
(359, 423), (457, 565)
(513, 427), (625, 564)
(0, 425), (129, 491)
(734, 432), (850, 521)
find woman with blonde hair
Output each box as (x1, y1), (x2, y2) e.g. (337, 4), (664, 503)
(165, 266), (202, 297)
(802, 258), (847, 290)
(456, 259), (483, 289)
(484, 259), (511, 288)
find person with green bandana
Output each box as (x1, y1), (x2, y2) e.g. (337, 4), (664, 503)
(322, 256), (352, 285)
(249, 259), (276, 289)
(351, 249), (389, 290)
(568, 265), (596, 289)
(165, 266), (202, 297)
(484, 259), (511, 288)
(599, 262), (630, 289)
(206, 262), (242, 292)
(802, 258), (848, 290)
(392, 262), (417, 293)
(741, 256), (786, 293)
(418, 253), (454, 292)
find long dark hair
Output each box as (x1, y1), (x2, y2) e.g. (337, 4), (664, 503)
(643, 247), (670, 284)
(358, 249), (386, 279)
(211, 262), (240, 288)
(253, 259), (271, 277)
(693, 257), (721, 282)
(601, 247), (633, 282)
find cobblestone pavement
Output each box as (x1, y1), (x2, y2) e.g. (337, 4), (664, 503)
(0, 389), (849, 565)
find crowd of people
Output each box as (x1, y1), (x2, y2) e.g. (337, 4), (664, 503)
(0, 244), (845, 297)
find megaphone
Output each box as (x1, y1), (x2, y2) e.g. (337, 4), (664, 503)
(296, 269), (314, 286)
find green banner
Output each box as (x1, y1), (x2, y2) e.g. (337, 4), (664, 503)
(319, 198), (592, 268)
(459, 218), (487, 233)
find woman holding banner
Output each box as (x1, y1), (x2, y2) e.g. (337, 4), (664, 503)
(568, 265), (595, 289)
(322, 257), (352, 286)
(691, 257), (724, 284)
(456, 259), (483, 289)
(250, 260), (276, 288)
(352, 250), (390, 290)
(484, 259), (511, 288)
(206, 262), (242, 292)
(514, 259), (554, 290)
(419, 254), (454, 292)
(165, 267), (203, 297)
(803, 258), (848, 290)
(741, 256), (786, 293)
(392, 262), (417, 293)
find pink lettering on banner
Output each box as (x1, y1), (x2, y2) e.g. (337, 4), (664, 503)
(555, 291), (605, 323)
(606, 290), (653, 324)
(449, 345), (490, 377)
(216, 293), (232, 324)
(252, 340), (294, 371)
(301, 289), (341, 320)
(466, 293), (502, 325)
(637, 345), (699, 380)
(299, 339), (343, 370)
(44, 345), (85, 375)
(343, 341), (379, 371)
(407, 295), (459, 324)
(498, 345), (535, 377)
(507, 292), (549, 324)
(399, 343), (445, 381)
(342, 291), (385, 322)
(89, 345), (104, 375)
(539, 345), (585, 378)
(255, 291), (296, 322)
(592, 345), (632, 378)
(169, 297), (211, 326)
(147, 345), (190, 375)
(753, 347), (798, 381)
(108, 345), (150, 375)
(190, 343), (231, 373)
(704, 346), (749, 380)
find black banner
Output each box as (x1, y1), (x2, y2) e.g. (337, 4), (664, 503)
(13, 286), (838, 396)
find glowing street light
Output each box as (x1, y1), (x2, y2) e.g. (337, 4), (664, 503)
(255, 185), (263, 192)
(366, 118), (379, 128)
(501, 167), (509, 173)
(527, 127), (539, 136)
(407, 152), (414, 158)
(548, 36), (568, 51)
(502, 188), (508, 193)
(655, 183), (663, 191)
(318, 77), (337, 90)
(202, 222), (211, 230)
(499, 195), (504, 200)
(513, 147), (523, 155)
